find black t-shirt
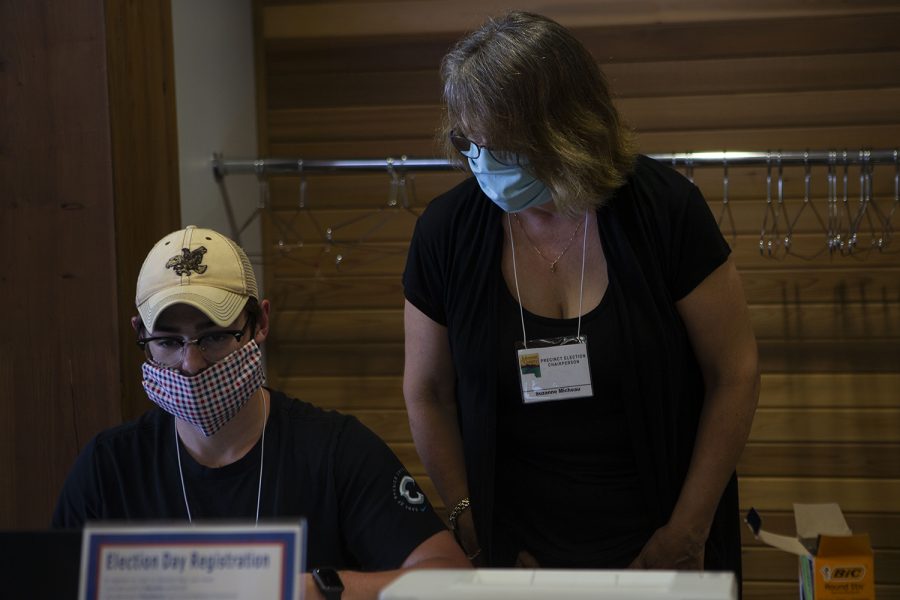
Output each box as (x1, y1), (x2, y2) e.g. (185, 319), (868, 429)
(52, 389), (445, 571)
(494, 271), (652, 567)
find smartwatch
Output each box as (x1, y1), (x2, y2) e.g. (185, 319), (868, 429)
(312, 567), (344, 600)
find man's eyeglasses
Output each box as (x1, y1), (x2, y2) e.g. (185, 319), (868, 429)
(449, 130), (519, 166)
(137, 317), (254, 368)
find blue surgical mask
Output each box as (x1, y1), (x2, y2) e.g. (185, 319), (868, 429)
(467, 151), (553, 213)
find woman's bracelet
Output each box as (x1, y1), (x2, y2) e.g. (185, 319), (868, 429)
(447, 497), (481, 561)
(447, 497), (471, 531)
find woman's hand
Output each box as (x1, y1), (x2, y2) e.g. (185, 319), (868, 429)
(514, 550), (540, 568)
(628, 522), (705, 570)
(453, 508), (486, 566)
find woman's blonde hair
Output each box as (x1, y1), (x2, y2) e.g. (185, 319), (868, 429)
(440, 11), (636, 214)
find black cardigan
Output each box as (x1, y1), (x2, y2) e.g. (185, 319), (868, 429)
(404, 155), (742, 578)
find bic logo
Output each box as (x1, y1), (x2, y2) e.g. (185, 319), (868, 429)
(822, 566), (866, 581)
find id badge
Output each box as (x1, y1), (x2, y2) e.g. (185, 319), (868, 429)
(515, 335), (593, 403)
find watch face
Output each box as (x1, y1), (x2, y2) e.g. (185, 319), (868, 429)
(314, 567), (344, 590)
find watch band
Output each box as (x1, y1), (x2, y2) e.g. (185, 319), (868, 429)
(312, 567), (344, 600)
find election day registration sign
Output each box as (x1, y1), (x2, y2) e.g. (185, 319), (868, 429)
(79, 523), (305, 600)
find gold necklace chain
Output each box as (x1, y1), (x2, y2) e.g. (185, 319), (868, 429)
(513, 213), (584, 272)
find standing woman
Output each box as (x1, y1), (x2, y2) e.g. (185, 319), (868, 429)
(402, 10), (759, 580)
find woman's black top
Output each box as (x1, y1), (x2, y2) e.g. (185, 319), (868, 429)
(494, 270), (654, 567)
(403, 155), (741, 577)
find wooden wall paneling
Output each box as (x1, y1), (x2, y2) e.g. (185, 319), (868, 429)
(281, 372), (900, 409)
(260, 2), (900, 40)
(257, 2), (900, 594)
(758, 373), (900, 407)
(265, 123), (900, 159)
(281, 375), (406, 408)
(105, 0), (183, 422)
(333, 405), (900, 448)
(267, 86), (900, 140)
(269, 172), (466, 210)
(261, 12), (900, 84)
(269, 343), (403, 378)
(0, 0), (123, 529)
(739, 477), (900, 513)
(0, 0), (179, 529)
(271, 276), (405, 310)
(269, 52), (900, 109)
(740, 443), (900, 478)
(749, 408), (900, 442)
(757, 340), (900, 373)
(271, 301), (900, 342)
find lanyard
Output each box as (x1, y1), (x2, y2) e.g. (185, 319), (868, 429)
(507, 211), (590, 347)
(175, 392), (267, 525)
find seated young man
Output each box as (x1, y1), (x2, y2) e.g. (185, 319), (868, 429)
(53, 226), (469, 599)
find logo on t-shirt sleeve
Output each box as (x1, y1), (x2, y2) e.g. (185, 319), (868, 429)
(392, 468), (427, 512)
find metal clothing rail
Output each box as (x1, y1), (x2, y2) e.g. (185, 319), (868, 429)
(212, 149), (900, 178)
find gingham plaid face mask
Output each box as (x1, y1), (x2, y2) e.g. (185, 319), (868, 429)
(142, 340), (264, 437)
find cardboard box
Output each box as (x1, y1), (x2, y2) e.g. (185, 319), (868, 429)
(745, 504), (874, 600)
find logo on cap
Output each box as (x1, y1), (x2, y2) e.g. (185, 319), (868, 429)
(166, 247), (208, 276)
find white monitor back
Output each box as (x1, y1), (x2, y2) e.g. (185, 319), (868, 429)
(379, 569), (736, 600)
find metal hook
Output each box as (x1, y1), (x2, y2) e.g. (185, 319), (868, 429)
(760, 151), (778, 257)
(849, 149), (872, 253)
(254, 159), (269, 208)
(386, 157), (400, 207)
(827, 150), (838, 253)
(866, 149), (897, 252)
(838, 150), (855, 255)
(787, 150), (827, 259)
(396, 155), (409, 209)
(886, 148), (900, 250)
(717, 154), (736, 241)
(777, 151), (790, 252)
(297, 159), (307, 209)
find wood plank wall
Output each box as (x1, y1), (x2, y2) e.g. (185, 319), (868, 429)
(253, 1), (900, 596)
(0, 0), (181, 529)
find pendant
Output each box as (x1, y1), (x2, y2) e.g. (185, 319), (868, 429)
(550, 262), (558, 273)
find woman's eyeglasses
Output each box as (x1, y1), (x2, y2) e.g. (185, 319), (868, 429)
(449, 130), (520, 166)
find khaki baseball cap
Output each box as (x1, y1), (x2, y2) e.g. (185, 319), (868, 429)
(136, 225), (258, 332)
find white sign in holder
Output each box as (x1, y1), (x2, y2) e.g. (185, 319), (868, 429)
(79, 522), (306, 600)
